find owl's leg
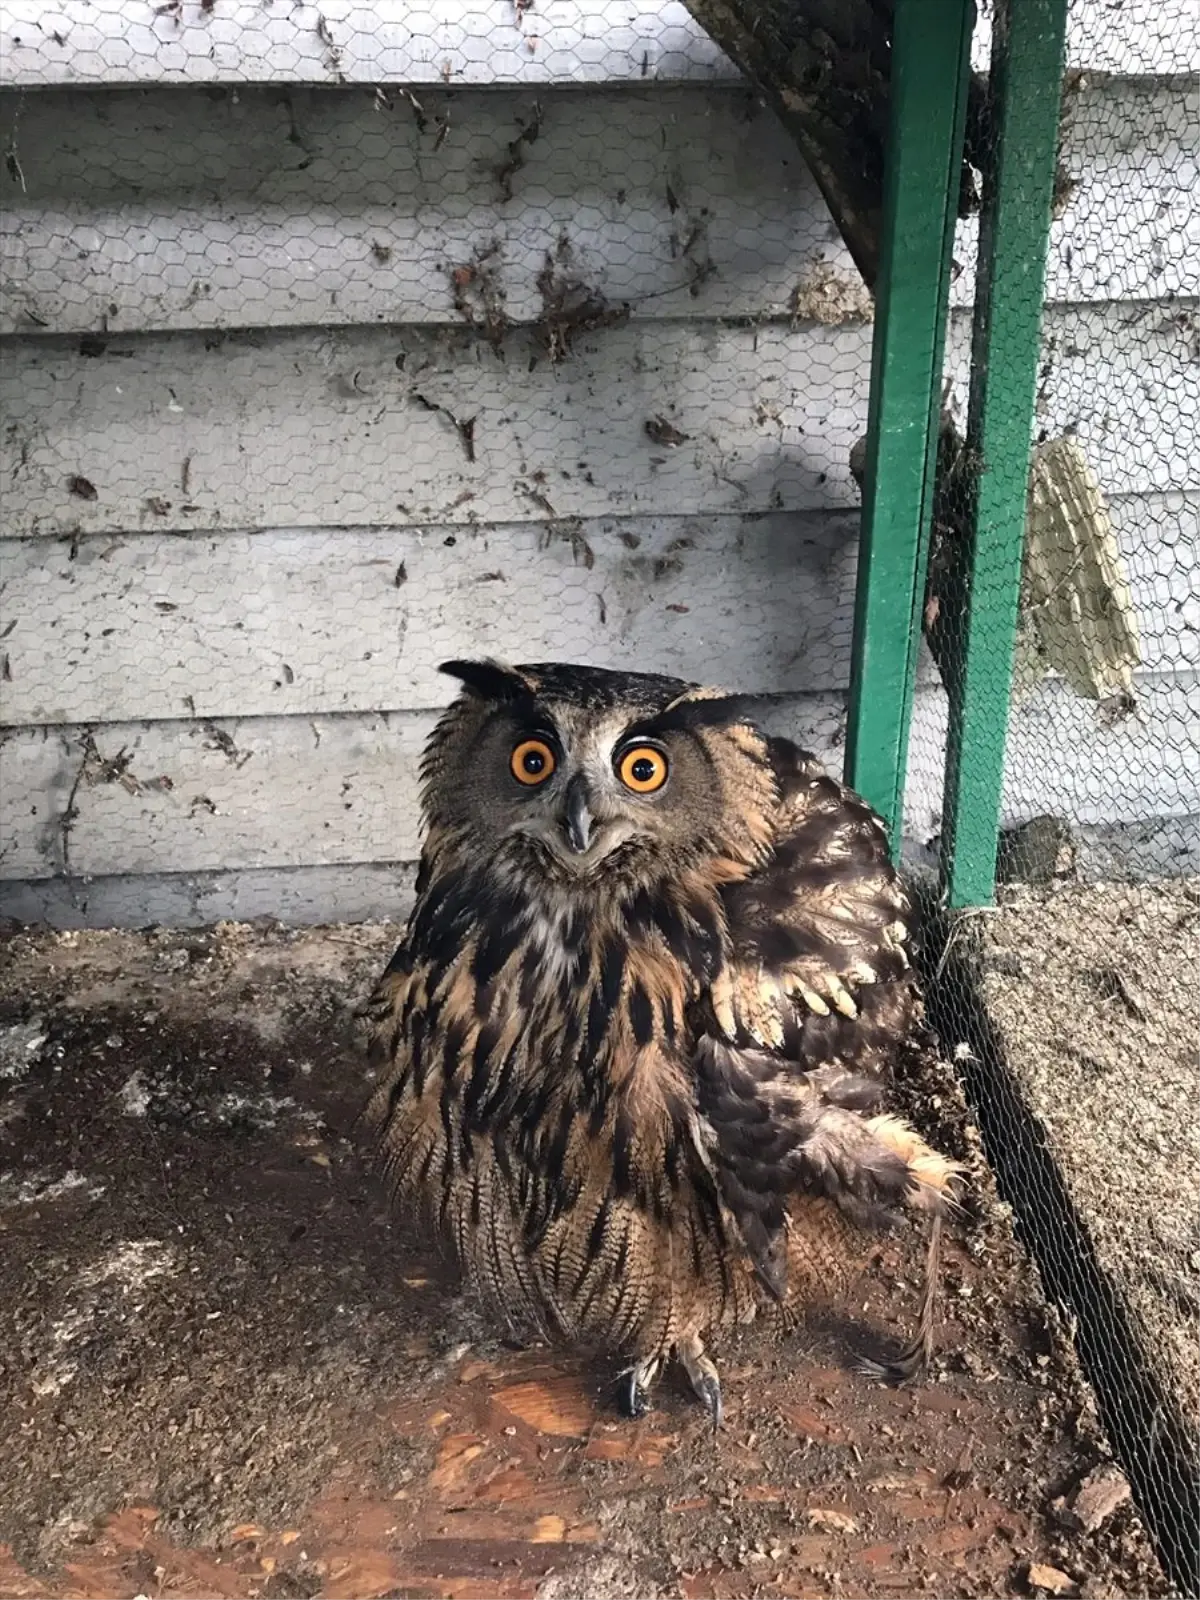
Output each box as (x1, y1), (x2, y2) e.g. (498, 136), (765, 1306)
(677, 1332), (723, 1432)
(616, 1353), (662, 1419)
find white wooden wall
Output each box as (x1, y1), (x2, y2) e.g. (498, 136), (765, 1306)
(1, 2), (1197, 925)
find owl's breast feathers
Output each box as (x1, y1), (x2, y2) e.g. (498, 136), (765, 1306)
(363, 736), (958, 1351)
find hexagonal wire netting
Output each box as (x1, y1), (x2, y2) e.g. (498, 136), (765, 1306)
(0, 0), (1197, 1586)
(1, 2), (874, 933)
(906, 5), (1199, 1591)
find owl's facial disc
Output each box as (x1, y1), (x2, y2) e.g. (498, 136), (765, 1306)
(502, 713), (666, 872)
(527, 765), (642, 871)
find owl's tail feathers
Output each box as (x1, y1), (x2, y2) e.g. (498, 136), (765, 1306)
(793, 1107), (960, 1381)
(854, 1211), (945, 1384)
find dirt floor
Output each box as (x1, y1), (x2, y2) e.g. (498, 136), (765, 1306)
(0, 920), (1171, 1600)
(977, 880), (1200, 1521)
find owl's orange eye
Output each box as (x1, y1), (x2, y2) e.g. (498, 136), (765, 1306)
(511, 738), (556, 786)
(617, 744), (668, 794)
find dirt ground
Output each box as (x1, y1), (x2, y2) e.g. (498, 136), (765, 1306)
(0, 920), (1170, 1600)
(977, 880), (1200, 1532)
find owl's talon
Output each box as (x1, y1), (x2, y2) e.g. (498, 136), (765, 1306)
(678, 1336), (723, 1432)
(694, 1372), (723, 1433)
(617, 1356), (660, 1419)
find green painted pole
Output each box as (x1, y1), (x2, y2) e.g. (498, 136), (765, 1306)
(939, 0), (1069, 907)
(844, 0), (975, 851)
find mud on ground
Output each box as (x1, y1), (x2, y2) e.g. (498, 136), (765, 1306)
(0, 921), (1169, 1599)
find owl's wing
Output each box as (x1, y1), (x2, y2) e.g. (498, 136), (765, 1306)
(711, 736), (915, 1054)
(693, 1034), (954, 1275)
(694, 738), (958, 1359)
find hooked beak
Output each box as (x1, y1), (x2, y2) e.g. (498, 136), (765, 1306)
(561, 773), (593, 855)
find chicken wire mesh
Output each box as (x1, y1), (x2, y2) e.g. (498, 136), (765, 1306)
(0, 0), (1197, 1587)
(0, 3), (870, 928)
(906, 3), (1199, 1590)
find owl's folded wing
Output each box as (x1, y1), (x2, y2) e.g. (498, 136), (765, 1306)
(692, 1037), (961, 1372)
(711, 736), (915, 1049)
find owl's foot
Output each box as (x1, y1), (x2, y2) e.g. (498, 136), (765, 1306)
(678, 1334), (723, 1432)
(617, 1354), (662, 1419)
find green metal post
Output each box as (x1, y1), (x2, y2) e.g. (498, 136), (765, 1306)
(939, 0), (1069, 907)
(844, 0), (975, 850)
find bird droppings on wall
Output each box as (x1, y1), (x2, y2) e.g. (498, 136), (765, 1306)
(493, 98), (543, 201)
(449, 238), (509, 350)
(535, 235), (630, 363)
(789, 259), (875, 327)
(645, 415), (690, 448)
(411, 391), (479, 463)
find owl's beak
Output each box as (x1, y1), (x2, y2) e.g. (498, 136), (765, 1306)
(561, 773), (594, 854)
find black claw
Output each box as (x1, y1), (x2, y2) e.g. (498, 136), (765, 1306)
(695, 1374), (723, 1433)
(617, 1367), (650, 1419)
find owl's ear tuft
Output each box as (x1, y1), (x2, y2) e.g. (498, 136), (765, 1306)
(439, 659), (537, 703)
(639, 689), (764, 737)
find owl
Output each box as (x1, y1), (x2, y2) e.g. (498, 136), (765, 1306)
(362, 660), (960, 1426)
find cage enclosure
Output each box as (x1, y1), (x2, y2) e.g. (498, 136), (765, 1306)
(0, 0), (1196, 1595)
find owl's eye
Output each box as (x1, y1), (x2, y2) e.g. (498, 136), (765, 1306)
(511, 738), (557, 786)
(617, 744), (669, 794)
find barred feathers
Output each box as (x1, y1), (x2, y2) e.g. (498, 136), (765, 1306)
(362, 663), (960, 1376)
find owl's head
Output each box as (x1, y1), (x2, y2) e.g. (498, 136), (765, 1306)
(421, 659), (779, 888)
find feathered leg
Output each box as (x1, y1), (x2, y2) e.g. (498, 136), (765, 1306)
(678, 1331), (723, 1431)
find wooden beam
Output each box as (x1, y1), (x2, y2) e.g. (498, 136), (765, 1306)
(669, 0), (893, 288)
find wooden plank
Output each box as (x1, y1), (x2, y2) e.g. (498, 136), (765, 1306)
(1070, 816), (1200, 881)
(953, 77), (1200, 309)
(0, 510), (861, 726)
(905, 671), (1200, 843)
(0, 0), (740, 89)
(1, 712), (433, 879)
(1111, 490), (1200, 678)
(7, 814), (1193, 932)
(0, 861), (418, 928)
(0, 84), (865, 336)
(0, 320), (874, 536)
(4, 75), (1186, 337)
(0, 696), (849, 881)
(942, 303), (1200, 502)
(3, 0), (1193, 90)
(1002, 671), (1200, 828)
(970, 0), (1200, 77)
(4, 305), (1194, 541)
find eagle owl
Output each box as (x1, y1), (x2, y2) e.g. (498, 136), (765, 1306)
(363, 660), (959, 1424)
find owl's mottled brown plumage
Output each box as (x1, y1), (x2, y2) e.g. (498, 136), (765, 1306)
(362, 660), (959, 1422)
